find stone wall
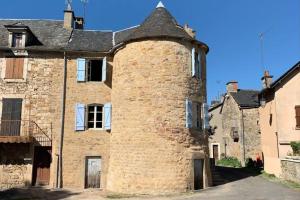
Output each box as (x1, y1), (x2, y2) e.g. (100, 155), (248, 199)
(107, 39), (210, 194)
(60, 54), (112, 189)
(0, 52), (65, 188)
(0, 144), (32, 190)
(217, 94), (261, 165)
(221, 95), (243, 160)
(281, 159), (300, 184)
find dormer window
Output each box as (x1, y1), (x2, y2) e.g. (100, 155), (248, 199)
(12, 33), (23, 48)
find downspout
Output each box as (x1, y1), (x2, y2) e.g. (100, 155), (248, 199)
(57, 51), (67, 188)
(241, 109), (246, 166)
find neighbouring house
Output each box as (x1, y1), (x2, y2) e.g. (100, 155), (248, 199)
(209, 81), (261, 166)
(259, 62), (300, 183)
(0, 2), (212, 194)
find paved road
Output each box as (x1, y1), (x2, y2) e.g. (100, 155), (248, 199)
(0, 169), (299, 200)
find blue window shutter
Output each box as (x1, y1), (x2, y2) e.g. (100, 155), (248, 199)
(191, 48), (196, 77)
(102, 57), (107, 82)
(186, 99), (193, 128)
(77, 58), (86, 82)
(75, 103), (85, 131)
(104, 103), (111, 130)
(198, 51), (201, 79)
(203, 103), (210, 130)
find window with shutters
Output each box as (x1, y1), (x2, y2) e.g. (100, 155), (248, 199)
(77, 58), (107, 82)
(5, 58), (24, 79)
(87, 104), (103, 129)
(296, 106), (300, 128)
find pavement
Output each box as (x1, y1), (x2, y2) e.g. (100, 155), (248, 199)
(0, 168), (299, 200)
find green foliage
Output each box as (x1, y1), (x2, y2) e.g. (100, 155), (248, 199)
(290, 141), (300, 155)
(216, 157), (242, 168)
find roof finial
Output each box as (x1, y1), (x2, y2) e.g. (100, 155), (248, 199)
(156, 1), (165, 8)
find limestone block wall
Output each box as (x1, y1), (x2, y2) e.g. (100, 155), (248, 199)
(221, 95), (261, 164)
(221, 95), (242, 160)
(242, 108), (261, 160)
(0, 53), (65, 188)
(60, 55), (112, 188)
(108, 39), (210, 194)
(281, 159), (300, 184)
(0, 144), (33, 190)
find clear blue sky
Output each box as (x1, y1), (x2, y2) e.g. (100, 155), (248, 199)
(1, 0), (299, 103)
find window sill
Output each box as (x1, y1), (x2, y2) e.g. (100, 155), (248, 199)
(295, 127), (300, 130)
(3, 78), (26, 83)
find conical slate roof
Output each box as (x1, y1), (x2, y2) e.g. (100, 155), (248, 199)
(123, 5), (194, 43)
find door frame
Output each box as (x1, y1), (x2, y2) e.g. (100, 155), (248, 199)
(210, 143), (220, 160)
(32, 146), (52, 186)
(84, 156), (102, 189)
(193, 158), (204, 190)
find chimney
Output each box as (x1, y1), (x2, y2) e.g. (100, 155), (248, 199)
(226, 81), (238, 93)
(74, 17), (84, 30)
(184, 24), (196, 39)
(261, 70), (273, 89)
(64, 3), (74, 29)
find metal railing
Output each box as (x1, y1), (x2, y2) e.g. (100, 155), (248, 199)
(0, 120), (52, 145)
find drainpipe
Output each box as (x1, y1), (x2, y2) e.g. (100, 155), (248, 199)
(241, 109), (246, 166)
(57, 52), (67, 188)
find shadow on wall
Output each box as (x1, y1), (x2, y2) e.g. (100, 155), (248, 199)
(0, 187), (80, 200)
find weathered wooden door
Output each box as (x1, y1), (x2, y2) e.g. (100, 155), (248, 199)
(32, 147), (51, 186)
(194, 159), (204, 190)
(0, 98), (22, 136)
(213, 145), (219, 162)
(85, 157), (101, 188)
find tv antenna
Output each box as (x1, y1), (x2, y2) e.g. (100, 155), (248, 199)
(259, 26), (272, 72)
(65, 0), (72, 10)
(81, 0), (89, 20)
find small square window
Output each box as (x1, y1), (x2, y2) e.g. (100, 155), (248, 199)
(87, 60), (103, 82)
(12, 33), (23, 48)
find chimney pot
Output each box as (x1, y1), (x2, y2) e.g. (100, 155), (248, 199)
(64, 8), (74, 29)
(261, 70), (273, 89)
(226, 81), (238, 93)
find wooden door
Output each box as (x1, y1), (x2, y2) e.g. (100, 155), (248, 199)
(194, 159), (204, 190)
(213, 145), (219, 161)
(32, 147), (51, 186)
(85, 157), (101, 188)
(0, 98), (22, 136)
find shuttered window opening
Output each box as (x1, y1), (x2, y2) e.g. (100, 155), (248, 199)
(5, 58), (24, 79)
(296, 105), (300, 128)
(186, 100), (203, 129)
(88, 105), (103, 129)
(77, 57), (107, 82)
(75, 103), (112, 131)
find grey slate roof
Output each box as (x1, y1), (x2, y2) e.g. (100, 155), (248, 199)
(67, 29), (113, 52)
(119, 7), (193, 44)
(0, 5), (209, 52)
(231, 90), (260, 108)
(0, 20), (72, 50)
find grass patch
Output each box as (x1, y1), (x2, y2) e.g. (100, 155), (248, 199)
(216, 157), (242, 168)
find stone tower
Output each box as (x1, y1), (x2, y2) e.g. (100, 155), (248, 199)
(107, 3), (211, 194)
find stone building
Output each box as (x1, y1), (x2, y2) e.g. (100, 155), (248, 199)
(259, 63), (300, 182)
(209, 81), (261, 166)
(0, 2), (212, 194)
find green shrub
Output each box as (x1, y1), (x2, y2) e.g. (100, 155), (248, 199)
(216, 157), (242, 168)
(290, 141), (300, 155)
